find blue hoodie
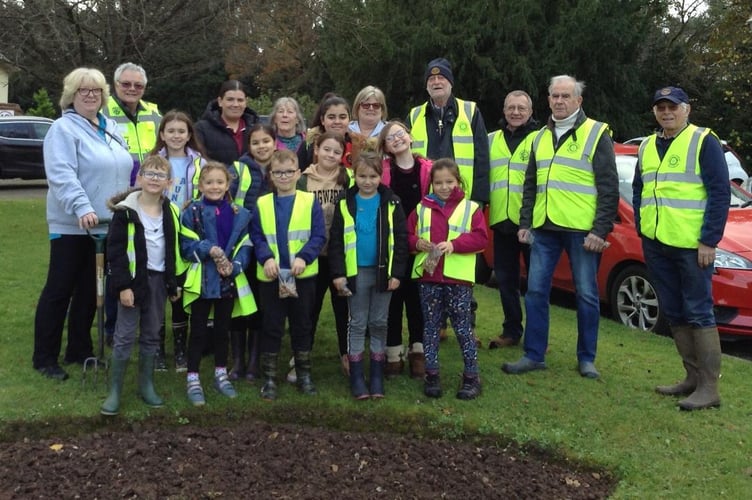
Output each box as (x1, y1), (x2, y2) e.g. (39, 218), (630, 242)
(44, 109), (133, 235)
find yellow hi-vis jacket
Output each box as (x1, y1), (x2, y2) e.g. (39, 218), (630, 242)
(126, 202), (188, 277)
(410, 98), (476, 197)
(256, 191), (319, 281)
(337, 198), (396, 279)
(104, 99), (161, 163)
(412, 198), (480, 282)
(531, 118), (608, 230)
(488, 129), (536, 226)
(638, 124), (711, 249)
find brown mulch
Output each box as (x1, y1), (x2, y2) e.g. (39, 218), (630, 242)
(0, 420), (616, 499)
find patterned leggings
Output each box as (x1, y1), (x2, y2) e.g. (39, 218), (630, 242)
(419, 283), (478, 376)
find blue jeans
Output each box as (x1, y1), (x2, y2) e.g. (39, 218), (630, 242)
(641, 238), (715, 328)
(523, 230), (601, 363)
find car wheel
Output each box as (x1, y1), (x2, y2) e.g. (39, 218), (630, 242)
(609, 264), (667, 334)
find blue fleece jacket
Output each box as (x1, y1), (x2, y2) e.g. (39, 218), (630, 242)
(44, 109), (132, 235)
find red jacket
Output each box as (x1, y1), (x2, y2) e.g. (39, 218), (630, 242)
(407, 187), (488, 285)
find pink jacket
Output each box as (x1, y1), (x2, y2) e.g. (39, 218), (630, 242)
(380, 155), (432, 196)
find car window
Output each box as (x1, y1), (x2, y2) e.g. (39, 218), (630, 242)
(31, 122), (51, 139)
(0, 122), (32, 139)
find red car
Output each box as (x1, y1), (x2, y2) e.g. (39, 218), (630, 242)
(485, 144), (752, 338)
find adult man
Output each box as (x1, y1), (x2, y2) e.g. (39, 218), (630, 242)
(407, 57), (489, 204)
(103, 62), (164, 367)
(502, 75), (618, 379)
(487, 90), (538, 349)
(633, 86), (729, 410)
(103, 62), (161, 166)
(406, 57), (490, 351)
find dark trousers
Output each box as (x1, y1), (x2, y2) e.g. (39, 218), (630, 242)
(312, 255), (348, 355)
(187, 297), (234, 373)
(258, 277), (316, 353)
(387, 256), (423, 347)
(493, 229), (531, 341)
(33, 235), (96, 368)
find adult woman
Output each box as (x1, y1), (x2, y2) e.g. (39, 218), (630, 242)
(33, 67), (133, 380)
(349, 86), (388, 139)
(270, 96), (308, 168)
(195, 80), (259, 166)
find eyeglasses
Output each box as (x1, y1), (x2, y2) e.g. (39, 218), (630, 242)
(118, 81), (145, 90)
(504, 105), (529, 112)
(384, 129), (407, 143)
(140, 171), (170, 180)
(270, 169), (298, 179)
(360, 102), (382, 110)
(77, 88), (103, 97)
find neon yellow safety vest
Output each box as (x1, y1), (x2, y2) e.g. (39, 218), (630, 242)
(488, 129), (536, 226)
(256, 191), (319, 282)
(180, 223), (257, 318)
(638, 125), (710, 249)
(411, 199), (480, 282)
(337, 198), (396, 278)
(125, 202), (187, 277)
(530, 119), (608, 231)
(410, 98), (476, 197)
(232, 160), (253, 204)
(104, 99), (161, 163)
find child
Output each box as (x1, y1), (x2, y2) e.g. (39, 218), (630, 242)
(378, 120), (433, 379)
(148, 109), (207, 372)
(229, 123), (276, 382)
(179, 162), (256, 406)
(329, 152), (408, 399)
(407, 159), (488, 400)
(298, 132), (352, 378)
(101, 156), (180, 415)
(250, 149), (326, 401)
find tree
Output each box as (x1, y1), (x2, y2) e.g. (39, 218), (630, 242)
(25, 88), (56, 118)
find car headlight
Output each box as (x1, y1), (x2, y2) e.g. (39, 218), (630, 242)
(715, 248), (752, 269)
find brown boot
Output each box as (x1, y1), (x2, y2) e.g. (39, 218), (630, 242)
(408, 351), (425, 379)
(656, 325), (697, 396)
(678, 326), (721, 411)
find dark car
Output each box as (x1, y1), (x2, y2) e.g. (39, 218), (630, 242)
(0, 116), (54, 180)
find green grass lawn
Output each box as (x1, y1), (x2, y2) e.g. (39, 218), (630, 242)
(2, 198), (751, 498)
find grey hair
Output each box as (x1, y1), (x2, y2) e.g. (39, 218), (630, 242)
(549, 75), (585, 97)
(114, 62), (148, 85)
(504, 90), (533, 109)
(271, 97), (306, 134)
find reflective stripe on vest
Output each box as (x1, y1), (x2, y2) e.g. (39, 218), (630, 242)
(104, 100), (161, 163)
(337, 198), (396, 278)
(169, 202), (189, 275)
(488, 129), (536, 225)
(638, 125), (709, 248)
(411, 199), (479, 282)
(232, 160), (253, 203)
(410, 98), (476, 197)
(190, 157), (203, 200)
(531, 119), (608, 230)
(126, 221), (136, 278)
(256, 191), (319, 281)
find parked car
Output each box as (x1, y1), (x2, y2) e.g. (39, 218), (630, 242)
(484, 144), (752, 338)
(623, 136), (748, 183)
(0, 116), (54, 180)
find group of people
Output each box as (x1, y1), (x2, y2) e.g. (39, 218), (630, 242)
(32, 56), (730, 414)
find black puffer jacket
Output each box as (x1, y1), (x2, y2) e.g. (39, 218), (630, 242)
(106, 190), (179, 305)
(195, 100), (259, 166)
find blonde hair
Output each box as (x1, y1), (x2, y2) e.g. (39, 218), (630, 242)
(352, 85), (387, 122)
(59, 67), (110, 109)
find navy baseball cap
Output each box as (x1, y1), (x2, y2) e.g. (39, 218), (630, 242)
(652, 86), (689, 105)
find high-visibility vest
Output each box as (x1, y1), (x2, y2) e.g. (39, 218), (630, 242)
(256, 191), (319, 281)
(231, 160), (253, 203)
(488, 129), (536, 225)
(104, 99), (161, 163)
(411, 198), (480, 282)
(638, 125), (710, 249)
(337, 197), (396, 278)
(530, 119), (608, 230)
(410, 98), (476, 197)
(180, 218), (257, 318)
(125, 202), (186, 276)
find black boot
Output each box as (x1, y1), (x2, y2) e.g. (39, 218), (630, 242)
(424, 371), (442, 398)
(173, 325), (188, 373)
(348, 354), (369, 400)
(155, 323), (168, 371)
(369, 352), (385, 399)
(294, 351), (317, 395)
(246, 330), (260, 382)
(229, 330), (246, 381)
(456, 374), (482, 400)
(260, 352), (278, 401)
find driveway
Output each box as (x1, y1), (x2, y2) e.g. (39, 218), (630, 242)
(0, 179), (47, 199)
